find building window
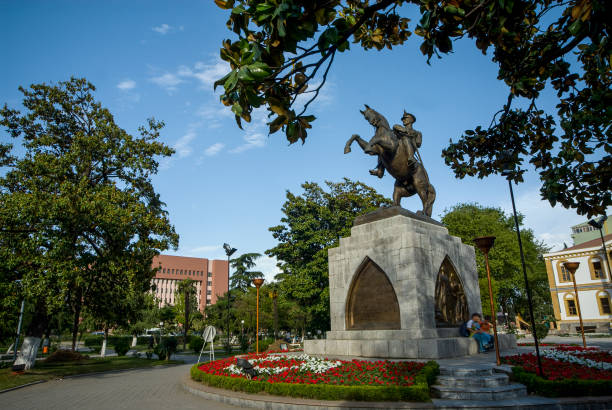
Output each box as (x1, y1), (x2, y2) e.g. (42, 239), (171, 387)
(557, 260), (572, 283)
(208, 272), (212, 278)
(597, 291), (611, 315)
(207, 281), (212, 287)
(564, 293), (578, 316)
(206, 298), (211, 305)
(207, 290), (212, 295)
(589, 255), (606, 280)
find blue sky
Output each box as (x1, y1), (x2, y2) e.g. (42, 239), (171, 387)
(1, 1), (598, 280)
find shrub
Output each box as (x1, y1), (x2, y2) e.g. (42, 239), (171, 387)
(534, 322), (549, 340)
(239, 334), (250, 353)
(137, 335), (154, 346)
(45, 349), (89, 363)
(253, 337), (274, 352)
(190, 360), (438, 401)
(511, 367), (612, 397)
(154, 337), (178, 360)
(189, 336), (204, 353)
(83, 335), (103, 348)
(113, 338), (131, 356)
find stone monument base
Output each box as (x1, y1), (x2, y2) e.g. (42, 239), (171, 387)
(304, 206), (517, 360)
(304, 331), (516, 359)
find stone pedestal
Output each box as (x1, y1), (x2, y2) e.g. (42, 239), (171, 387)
(304, 207), (516, 359)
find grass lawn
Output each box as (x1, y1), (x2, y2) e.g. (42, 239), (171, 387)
(0, 356), (183, 391)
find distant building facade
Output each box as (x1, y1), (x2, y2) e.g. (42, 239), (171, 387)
(151, 255), (228, 312)
(543, 234), (612, 333)
(571, 219), (610, 246)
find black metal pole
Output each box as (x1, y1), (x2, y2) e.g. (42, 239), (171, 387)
(598, 228), (611, 278)
(226, 255), (230, 347)
(508, 179), (544, 376)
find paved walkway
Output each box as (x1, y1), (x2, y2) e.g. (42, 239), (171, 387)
(1, 363), (238, 410)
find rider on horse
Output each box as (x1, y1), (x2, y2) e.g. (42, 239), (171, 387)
(369, 111), (422, 178)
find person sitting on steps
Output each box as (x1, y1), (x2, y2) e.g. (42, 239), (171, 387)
(467, 313), (494, 353)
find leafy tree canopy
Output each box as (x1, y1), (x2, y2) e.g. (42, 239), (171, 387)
(214, 0), (611, 216)
(230, 252), (263, 291)
(441, 203), (552, 322)
(0, 78), (178, 340)
(266, 178), (392, 331)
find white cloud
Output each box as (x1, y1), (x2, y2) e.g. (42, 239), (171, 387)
(152, 23), (172, 34)
(173, 131), (196, 158)
(255, 255), (282, 282)
(230, 133), (266, 153)
(117, 79), (136, 90)
(204, 142), (225, 156)
(150, 73), (183, 92)
(149, 58), (230, 93)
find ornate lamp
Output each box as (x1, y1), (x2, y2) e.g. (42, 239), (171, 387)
(563, 262), (586, 348)
(223, 243), (237, 348)
(473, 236), (501, 366)
(253, 277), (265, 354)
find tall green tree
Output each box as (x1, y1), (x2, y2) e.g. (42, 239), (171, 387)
(0, 78), (178, 367)
(266, 178), (392, 331)
(230, 252), (263, 291)
(213, 0), (610, 217)
(440, 203), (552, 324)
(174, 279), (199, 349)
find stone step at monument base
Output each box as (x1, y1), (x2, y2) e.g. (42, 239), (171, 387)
(432, 383), (527, 400)
(304, 333), (516, 359)
(437, 373), (509, 388)
(432, 396), (558, 409)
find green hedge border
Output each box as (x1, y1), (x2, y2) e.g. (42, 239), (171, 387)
(190, 360), (439, 402)
(511, 367), (612, 397)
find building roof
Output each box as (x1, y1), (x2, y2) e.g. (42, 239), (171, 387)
(564, 233), (612, 252)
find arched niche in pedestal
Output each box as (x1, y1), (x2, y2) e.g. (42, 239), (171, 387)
(345, 257), (401, 330)
(435, 256), (469, 327)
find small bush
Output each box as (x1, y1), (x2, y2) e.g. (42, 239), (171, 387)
(189, 336), (204, 353)
(154, 337), (178, 360)
(239, 334), (250, 353)
(137, 335), (154, 346)
(83, 335), (103, 348)
(113, 338), (131, 356)
(45, 349), (89, 363)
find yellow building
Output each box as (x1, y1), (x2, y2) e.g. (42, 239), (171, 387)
(544, 233), (612, 333)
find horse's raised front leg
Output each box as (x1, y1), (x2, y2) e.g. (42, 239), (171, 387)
(344, 134), (369, 154)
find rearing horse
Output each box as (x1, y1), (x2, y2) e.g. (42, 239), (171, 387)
(344, 105), (436, 217)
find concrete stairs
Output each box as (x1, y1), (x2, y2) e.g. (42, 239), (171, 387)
(431, 365), (557, 409)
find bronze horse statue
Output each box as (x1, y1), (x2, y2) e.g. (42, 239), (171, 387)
(344, 105), (436, 217)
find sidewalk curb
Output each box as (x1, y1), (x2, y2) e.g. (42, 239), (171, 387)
(0, 380), (47, 395)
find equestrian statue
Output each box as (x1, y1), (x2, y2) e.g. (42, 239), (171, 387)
(344, 105), (436, 217)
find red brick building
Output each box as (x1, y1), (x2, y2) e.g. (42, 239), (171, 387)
(151, 255), (228, 312)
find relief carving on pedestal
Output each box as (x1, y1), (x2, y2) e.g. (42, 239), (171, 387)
(435, 256), (469, 327)
(346, 257), (401, 330)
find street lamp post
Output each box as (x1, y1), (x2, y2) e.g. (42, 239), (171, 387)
(223, 243), (237, 349)
(588, 216), (611, 279)
(501, 172), (544, 376)
(253, 278), (265, 354)
(473, 236), (501, 366)
(563, 262), (587, 348)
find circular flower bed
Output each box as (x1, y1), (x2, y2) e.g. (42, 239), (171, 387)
(191, 353), (439, 402)
(200, 353), (425, 386)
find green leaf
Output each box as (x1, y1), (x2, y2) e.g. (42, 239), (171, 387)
(224, 71), (238, 91)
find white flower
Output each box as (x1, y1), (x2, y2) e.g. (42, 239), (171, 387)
(541, 348), (612, 371)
